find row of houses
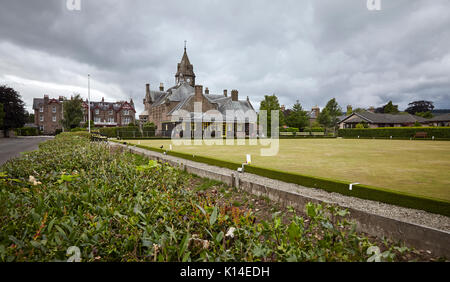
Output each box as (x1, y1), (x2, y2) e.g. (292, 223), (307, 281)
(32, 95), (136, 135)
(338, 110), (450, 128)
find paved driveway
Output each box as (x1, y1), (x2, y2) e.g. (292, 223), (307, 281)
(0, 136), (54, 166)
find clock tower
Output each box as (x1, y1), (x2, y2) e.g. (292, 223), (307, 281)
(175, 43), (195, 87)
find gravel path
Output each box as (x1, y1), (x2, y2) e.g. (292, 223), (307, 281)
(115, 142), (450, 232)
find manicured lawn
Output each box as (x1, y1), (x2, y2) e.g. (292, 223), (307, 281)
(125, 138), (450, 202)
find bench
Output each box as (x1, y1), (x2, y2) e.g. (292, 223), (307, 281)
(414, 132), (427, 138)
(311, 132), (325, 136)
(90, 134), (108, 142)
(296, 132), (310, 136)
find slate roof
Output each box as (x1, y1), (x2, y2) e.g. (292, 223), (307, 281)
(339, 110), (426, 124)
(427, 113), (450, 122)
(32, 98), (44, 110)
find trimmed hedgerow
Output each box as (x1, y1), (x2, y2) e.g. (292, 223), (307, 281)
(338, 127), (450, 139)
(15, 127), (39, 136)
(123, 142), (450, 217)
(99, 126), (156, 138)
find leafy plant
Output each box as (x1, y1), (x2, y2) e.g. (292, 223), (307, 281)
(0, 132), (420, 262)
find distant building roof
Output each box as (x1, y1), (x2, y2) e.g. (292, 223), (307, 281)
(339, 110), (426, 124)
(427, 113), (450, 122)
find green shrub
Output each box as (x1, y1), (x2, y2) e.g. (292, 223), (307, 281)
(98, 126), (156, 138)
(338, 127), (450, 139)
(15, 127), (39, 136)
(280, 127), (298, 133)
(98, 127), (117, 137)
(310, 127), (325, 132)
(70, 127), (87, 132)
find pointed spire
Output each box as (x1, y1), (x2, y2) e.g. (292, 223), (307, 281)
(175, 41), (195, 86)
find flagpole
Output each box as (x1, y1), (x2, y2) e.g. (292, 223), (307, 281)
(88, 74), (91, 133)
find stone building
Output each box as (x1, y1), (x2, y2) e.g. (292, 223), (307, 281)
(139, 47), (256, 137)
(82, 97), (136, 127)
(308, 106), (320, 126)
(33, 95), (136, 134)
(32, 95), (64, 134)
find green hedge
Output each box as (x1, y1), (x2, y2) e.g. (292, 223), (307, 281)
(339, 127), (450, 139)
(15, 127), (39, 136)
(98, 126), (156, 138)
(280, 127), (299, 133)
(118, 141), (450, 217)
(70, 127), (87, 132)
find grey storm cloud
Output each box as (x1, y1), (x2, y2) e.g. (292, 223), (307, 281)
(0, 0), (449, 115)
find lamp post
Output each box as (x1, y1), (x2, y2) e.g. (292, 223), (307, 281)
(88, 74), (91, 133)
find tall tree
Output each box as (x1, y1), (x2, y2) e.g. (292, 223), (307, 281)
(286, 100), (309, 130)
(62, 94), (83, 130)
(0, 85), (26, 137)
(24, 111), (35, 123)
(376, 101), (399, 114)
(346, 105), (353, 115)
(259, 94), (284, 135)
(0, 103), (4, 127)
(317, 108), (331, 128)
(405, 100), (434, 115)
(321, 98), (342, 131)
(383, 101), (399, 114)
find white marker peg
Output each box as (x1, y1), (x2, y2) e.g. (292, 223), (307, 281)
(349, 183), (360, 191)
(170, 144), (173, 150)
(246, 154), (251, 164)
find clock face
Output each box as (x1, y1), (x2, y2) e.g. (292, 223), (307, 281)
(187, 78), (191, 82)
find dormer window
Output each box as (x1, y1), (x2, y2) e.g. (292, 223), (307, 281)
(123, 110), (129, 115)
(95, 109), (99, 115)
(39, 106), (43, 112)
(109, 110), (113, 115)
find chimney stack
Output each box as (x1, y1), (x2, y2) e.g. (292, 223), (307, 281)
(102, 97), (104, 102)
(194, 85), (203, 102)
(231, 90), (238, 101)
(312, 105), (320, 117)
(159, 83), (164, 91)
(223, 89), (227, 97)
(59, 96), (64, 102)
(205, 87), (209, 94)
(146, 83), (150, 96)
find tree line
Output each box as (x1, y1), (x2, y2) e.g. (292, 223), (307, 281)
(258, 94), (438, 133)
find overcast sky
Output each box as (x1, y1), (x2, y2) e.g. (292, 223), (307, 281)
(1, 0), (449, 115)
